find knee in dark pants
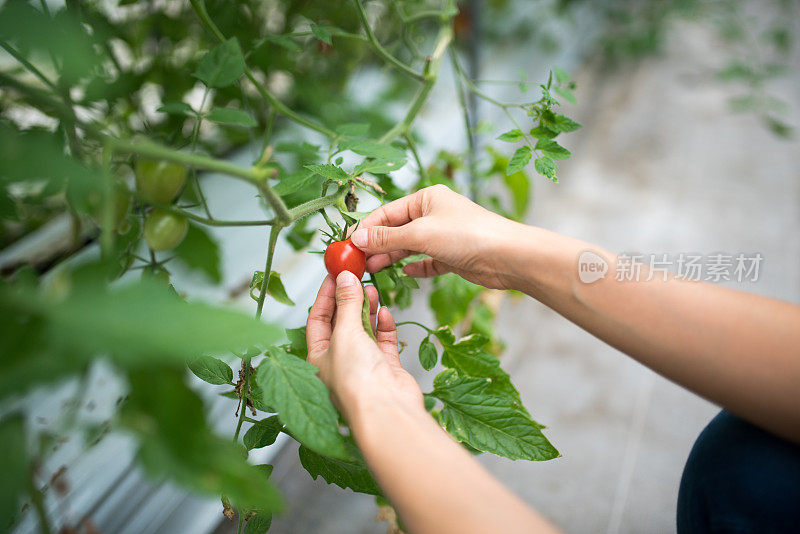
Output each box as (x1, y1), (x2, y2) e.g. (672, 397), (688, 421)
(677, 411), (800, 533)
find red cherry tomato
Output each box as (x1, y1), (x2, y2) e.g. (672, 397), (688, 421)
(324, 238), (366, 280)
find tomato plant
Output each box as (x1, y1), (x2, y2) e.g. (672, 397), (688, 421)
(0, 0), (793, 533)
(324, 239), (366, 280)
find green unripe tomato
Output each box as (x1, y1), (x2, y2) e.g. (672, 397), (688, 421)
(141, 264), (171, 285)
(87, 181), (131, 232)
(144, 209), (188, 251)
(111, 185), (131, 232)
(135, 159), (187, 204)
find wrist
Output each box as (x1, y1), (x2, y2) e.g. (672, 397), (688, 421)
(344, 385), (429, 441)
(497, 224), (585, 297)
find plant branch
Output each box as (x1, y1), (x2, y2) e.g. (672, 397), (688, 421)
(233, 361), (252, 441)
(450, 48), (478, 197)
(403, 132), (427, 182)
(255, 225), (282, 319)
(155, 203), (274, 227)
(353, 0), (425, 82)
(0, 39), (59, 92)
(188, 0), (337, 139)
(287, 187), (348, 222)
(189, 88), (213, 218)
(450, 51), (528, 110)
(396, 320), (434, 333)
(378, 24), (453, 143)
(108, 137), (291, 223)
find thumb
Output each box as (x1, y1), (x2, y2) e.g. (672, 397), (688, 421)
(350, 225), (410, 254)
(334, 270), (364, 330)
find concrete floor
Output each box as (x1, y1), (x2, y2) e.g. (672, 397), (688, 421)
(258, 18), (800, 534)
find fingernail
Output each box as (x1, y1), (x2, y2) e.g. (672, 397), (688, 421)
(351, 229), (367, 248)
(336, 270), (356, 287)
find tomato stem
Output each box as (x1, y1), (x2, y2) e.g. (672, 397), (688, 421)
(353, 0), (426, 82)
(188, 0), (338, 139)
(396, 320), (435, 334)
(255, 225), (282, 320)
(362, 284), (377, 341)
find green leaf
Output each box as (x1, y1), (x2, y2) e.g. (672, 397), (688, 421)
(261, 33), (301, 52)
(429, 274), (481, 326)
(193, 38), (246, 88)
(274, 170), (321, 197)
(0, 271), (281, 401)
(535, 139), (571, 160)
(285, 326), (308, 359)
(250, 271), (295, 306)
(257, 347), (347, 459)
(276, 142), (320, 160)
(174, 224), (222, 283)
(433, 375), (559, 461)
(340, 210), (372, 222)
(0, 415), (27, 529)
(157, 102), (195, 116)
(123, 370), (284, 512)
(435, 328), (502, 378)
(206, 107), (257, 128)
(243, 416), (283, 450)
(503, 167), (530, 220)
(304, 164), (350, 182)
(336, 123), (370, 137)
(244, 513), (273, 534)
(0, 2), (100, 86)
(0, 124), (102, 214)
(529, 125), (558, 139)
(496, 129), (524, 142)
(506, 146), (532, 175)
(337, 139), (407, 162)
(552, 115), (582, 133)
(552, 66), (569, 84)
(310, 23), (332, 45)
(298, 440), (382, 496)
(353, 158), (406, 175)
(188, 356), (233, 386)
(553, 86), (577, 105)
(418, 337), (437, 371)
(534, 156), (557, 182)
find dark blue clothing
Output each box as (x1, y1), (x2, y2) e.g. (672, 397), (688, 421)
(677, 411), (800, 533)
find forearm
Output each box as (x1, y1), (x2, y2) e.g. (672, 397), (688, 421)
(348, 393), (559, 534)
(500, 224), (800, 442)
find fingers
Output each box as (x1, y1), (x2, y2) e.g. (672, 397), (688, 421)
(375, 306), (400, 365)
(332, 270), (365, 331)
(357, 189), (426, 229)
(402, 258), (452, 278)
(366, 249), (412, 273)
(365, 284), (379, 332)
(306, 275), (336, 355)
(351, 224), (416, 256)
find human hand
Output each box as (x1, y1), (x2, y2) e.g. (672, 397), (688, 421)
(306, 271), (424, 424)
(349, 184), (524, 290)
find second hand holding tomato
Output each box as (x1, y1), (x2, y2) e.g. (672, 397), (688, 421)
(324, 238), (373, 339)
